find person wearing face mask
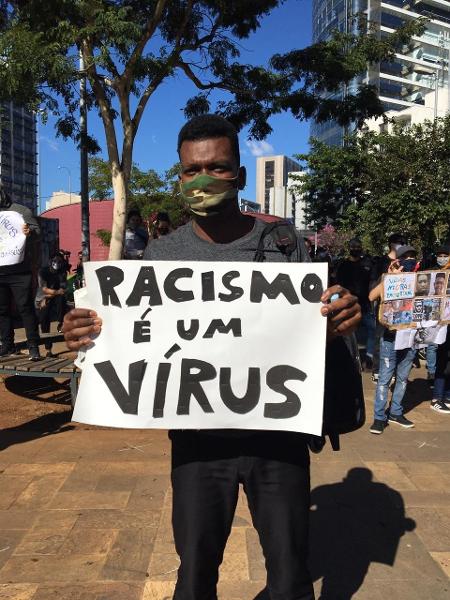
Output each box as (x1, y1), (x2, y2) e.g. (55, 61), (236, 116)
(35, 254), (68, 357)
(124, 209), (149, 259)
(152, 211), (172, 239)
(336, 239), (375, 369)
(62, 114), (362, 600)
(369, 246), (419, 434)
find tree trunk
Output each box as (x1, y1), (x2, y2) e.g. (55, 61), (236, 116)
(108, 168), (128, 260)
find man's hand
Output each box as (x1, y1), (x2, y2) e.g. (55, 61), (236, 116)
(22, 224), (30, 236)
(320, 285), (361, 339)
(63, 308), (102, 351)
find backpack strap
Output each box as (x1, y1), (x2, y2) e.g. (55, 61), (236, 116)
(254, 222), (298, 262)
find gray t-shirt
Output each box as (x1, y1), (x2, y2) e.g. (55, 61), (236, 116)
(143, 218), (310, 263)
(143, 218), (310, 440)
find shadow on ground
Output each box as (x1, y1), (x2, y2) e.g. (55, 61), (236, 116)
(0, 409), (74, 451)
(308, 467), (415, 600)
(5, 371), (73, 404)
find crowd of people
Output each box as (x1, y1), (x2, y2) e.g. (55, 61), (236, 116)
(319, 233), (450, 432)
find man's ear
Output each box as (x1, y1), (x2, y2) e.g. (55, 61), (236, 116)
(238, 166), (246, 190)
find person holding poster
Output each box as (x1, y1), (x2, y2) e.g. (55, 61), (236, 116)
(369, 246), (419, 434)
(63, 115), (361, 600)
(0, 185), (41, 360)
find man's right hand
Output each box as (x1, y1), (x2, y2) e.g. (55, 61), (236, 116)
(63, 308), (102, 351)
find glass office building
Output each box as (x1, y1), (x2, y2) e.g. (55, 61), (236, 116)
(0, 102), (38, 212)
(311, 0), (450, 145)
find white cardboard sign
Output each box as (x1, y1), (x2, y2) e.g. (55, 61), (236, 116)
(0, 211), (26, 266)
(73, 261), (328, 435)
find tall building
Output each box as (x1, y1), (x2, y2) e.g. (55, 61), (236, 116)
(311, 0), (450, 145)
(256, 155), (301, 213)
(0, 102), (38, 212)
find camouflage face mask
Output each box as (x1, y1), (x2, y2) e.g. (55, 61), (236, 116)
(180, 174), (238, 217)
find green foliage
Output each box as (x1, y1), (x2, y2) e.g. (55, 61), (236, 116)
(96, 228), (112, 247)
(89, 157), (188, 226)
(297, 116), (450, 253)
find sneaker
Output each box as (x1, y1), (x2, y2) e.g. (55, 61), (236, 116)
(417, 349), (426, 361)
(57, 323), (64, 333)
(388, 414), (414, 428)
(0, 345), (16, 358)
(28, 346), (42, 361)
(369, 419), (386, 434)
(45, 350), (55, 358)
(430, 400), (450, 414)
(371, 372), (379, 382)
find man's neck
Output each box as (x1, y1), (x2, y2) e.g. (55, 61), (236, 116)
(388, 250), (396, 259)
(192, 205), (254, 244)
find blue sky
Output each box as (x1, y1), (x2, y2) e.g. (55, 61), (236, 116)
(38, 0), (312, 213)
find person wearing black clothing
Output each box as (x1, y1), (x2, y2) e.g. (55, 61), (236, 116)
(35, 255), (68, 356)
(0, 186), (41, 360)
(336, 239), (375, 369)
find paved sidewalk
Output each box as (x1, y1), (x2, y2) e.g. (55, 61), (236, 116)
(0, 358), (449, 599)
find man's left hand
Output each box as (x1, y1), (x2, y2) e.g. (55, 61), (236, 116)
(22, 224), (30, 236)
(320, 285), (361, 339)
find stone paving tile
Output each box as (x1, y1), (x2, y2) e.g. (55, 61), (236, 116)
(31, 510), (79, 532)
(0, 584), (38, 600)
(58, 527), (118, 556)
(430, 552), (450, 578)
(147, 553), (179, 581)
(125, 475), (170, 512)
(0, 531), (26, 570)
(217, 581), (268, 599)
(143, 581), (175, 600)
(12, 530), (67, 556)
(401, 491), (449, 508)
(2, 464), (75, 477)
(101, 527), (157, 581)
(0, 512), (37, 531)
(74, 508), (161, 530)
(30, 582), (144, 600)
(407, 507), (450, 552)
(0, 478), (33, 511)
(48, 491), (130, 510)
(0, 554), (106, 583)
(11, 477), (66, 510)
(372, 579), (449, 600)
(364, 461), (418, 491)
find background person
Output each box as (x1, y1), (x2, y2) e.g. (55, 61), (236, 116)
(124, 209), (149, 259)
(151, 211), (172, 239)
(0, 185), (41, 360)
(35, 254), (68, 356)
(369, 246), (419, 434)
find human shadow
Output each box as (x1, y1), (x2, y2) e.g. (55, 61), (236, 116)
(0, 410), (74, 451)
(308, 467), (415, 599)
(4, 371), (73, 404)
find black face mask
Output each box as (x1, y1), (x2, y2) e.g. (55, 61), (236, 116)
(158, 228), (169, 236)
(399, 258), (417, 272)
(350, 248), (362, 257)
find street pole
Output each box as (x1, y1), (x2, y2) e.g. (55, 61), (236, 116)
(433, 72), (438, 120)
(79, 51), (90, 262)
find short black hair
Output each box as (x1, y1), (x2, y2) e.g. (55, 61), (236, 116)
(127, 209), (142, 222)
(388, 232), (406, 246)
(156, 211), (170, 223)
(177, 114), (240, 164)
(349, 238), (362, 247)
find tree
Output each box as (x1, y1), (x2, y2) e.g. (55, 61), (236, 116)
(296, 116), (450, 253)
(89, 157), (188, 225)
(0, 1), (426, 258)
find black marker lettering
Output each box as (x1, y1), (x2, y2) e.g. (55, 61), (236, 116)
(94, 360), (147, 415)
(177, 358), (216, 415)
(164, 268), (194, 302)
(203, 318), (242, 339)
(300, 274), (323, 303)
(264, 365), (306, 419)
(126, 266), (163, 307)
(250, 271), (300, 304)
(201, 271), (215, 301)
(177, 319), (200, 341)
(153, 362), (172, 418)
(133, 321), (151, 343)
(219, 271), (244, 302)
(95, 266), (124, 307)
(219, 367), (260, 414)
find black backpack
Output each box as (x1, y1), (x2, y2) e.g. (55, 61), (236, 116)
(254, 221), (365, 451)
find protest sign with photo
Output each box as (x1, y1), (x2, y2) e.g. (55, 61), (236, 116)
(72, 261), (328, 435)
(0, 211), (26, 266)
(379, 271), (450, 330)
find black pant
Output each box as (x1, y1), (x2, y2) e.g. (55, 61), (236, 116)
(171, 430), (314, 600)
(0, 272), (40, 348)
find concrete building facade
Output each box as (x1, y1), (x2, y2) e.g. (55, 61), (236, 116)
(255, 155), (301, 213)
(311, 0), (450, 145)
(0, 102), (38, 211)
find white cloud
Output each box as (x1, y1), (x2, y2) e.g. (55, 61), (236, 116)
(40, 136), (59, 151)
(245, 140), (274, 157)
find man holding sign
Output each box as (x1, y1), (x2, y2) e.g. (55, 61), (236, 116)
(64, 115), (360, 600)
(0, 185), (41, 360)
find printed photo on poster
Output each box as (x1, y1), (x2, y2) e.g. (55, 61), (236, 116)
(421, 298), (441, 322)
(415, 272), (431, 297)
(447, 275), (450, 295)
(442, 297), (450, 322)
(412, 298), (424, 323)
(391, 299), (413, 326)
(429, 272), (446, 296)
